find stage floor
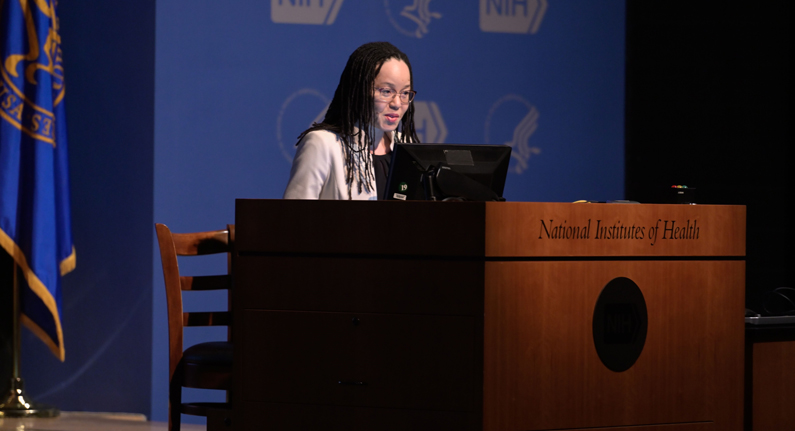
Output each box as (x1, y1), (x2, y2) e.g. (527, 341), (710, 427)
(0, 411), (204, 430)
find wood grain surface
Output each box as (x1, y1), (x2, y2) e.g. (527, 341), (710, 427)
(485, 202), (745, 257)
(484, 260), (744, 431)
(235, 199), (485, 256)
(752, 341), (795, 431)
(234, 201), (747, 431)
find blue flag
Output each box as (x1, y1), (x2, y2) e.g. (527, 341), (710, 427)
(1, 0), (73, 361)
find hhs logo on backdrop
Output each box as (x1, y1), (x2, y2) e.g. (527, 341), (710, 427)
(479, 0), (547, 34)
(276, 88), (330, 163)
(413, 101), (447, 143)
(385, 0), (442, 38)
(485, 94), (540, 174)
(271, 0), (344, 25)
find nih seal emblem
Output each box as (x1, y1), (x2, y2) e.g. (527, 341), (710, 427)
(385, 0), (442, 39)
(1, 0), (64, 146)
(479, 0), (547, 34)
(271, 0), (344, 25)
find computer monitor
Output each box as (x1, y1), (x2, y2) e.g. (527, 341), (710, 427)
(385, 143), (512, 201)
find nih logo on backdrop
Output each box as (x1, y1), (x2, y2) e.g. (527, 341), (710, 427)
(480, 0), (547, 34)
(271, 0), (343, 25)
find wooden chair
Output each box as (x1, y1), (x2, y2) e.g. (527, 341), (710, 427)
(155, 223), (234, 431)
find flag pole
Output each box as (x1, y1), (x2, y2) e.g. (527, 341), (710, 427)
(0, 262), (59, 418)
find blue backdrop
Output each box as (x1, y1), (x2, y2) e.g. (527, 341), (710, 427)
(153, 0), (624, 423)
(18, 0), (625, 424)
(18, 0), (155, 417)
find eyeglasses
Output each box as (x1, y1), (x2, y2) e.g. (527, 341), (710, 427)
(374, 87), (417, 104)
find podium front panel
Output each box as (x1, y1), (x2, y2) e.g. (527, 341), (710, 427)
(484, 260), (744, 431)
(234, 200), (745, 431)
(486, 202), (745, 258)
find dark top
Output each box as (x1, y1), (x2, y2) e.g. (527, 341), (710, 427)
(373, 153), (391, 200)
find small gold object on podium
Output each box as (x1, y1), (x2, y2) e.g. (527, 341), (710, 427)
(0, 263), (59, 418)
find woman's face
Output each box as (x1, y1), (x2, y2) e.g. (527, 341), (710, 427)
(372, 58), (411, 134)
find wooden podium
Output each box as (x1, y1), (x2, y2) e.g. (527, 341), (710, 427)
(234, 200), (745, 431)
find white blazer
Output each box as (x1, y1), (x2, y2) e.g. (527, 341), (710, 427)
(283, 129), (395, 200)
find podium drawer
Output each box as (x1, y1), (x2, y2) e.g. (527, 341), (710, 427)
(242, 310), (478, 412)
(237, 255), (483, 315)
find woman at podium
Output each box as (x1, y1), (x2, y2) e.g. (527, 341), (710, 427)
(283, 42), (420, 200)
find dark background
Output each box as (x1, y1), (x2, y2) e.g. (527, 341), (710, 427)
(624, 1), (791, 313)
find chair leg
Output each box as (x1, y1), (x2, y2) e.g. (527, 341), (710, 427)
(169, 375), (182, 431)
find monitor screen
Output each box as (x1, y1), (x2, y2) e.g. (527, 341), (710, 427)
(385, 143), (512, 201)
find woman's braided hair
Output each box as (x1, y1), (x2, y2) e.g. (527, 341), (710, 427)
(296, 42), (420, 198)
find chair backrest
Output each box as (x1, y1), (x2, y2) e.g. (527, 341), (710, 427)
(155, 223), (234, 382)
